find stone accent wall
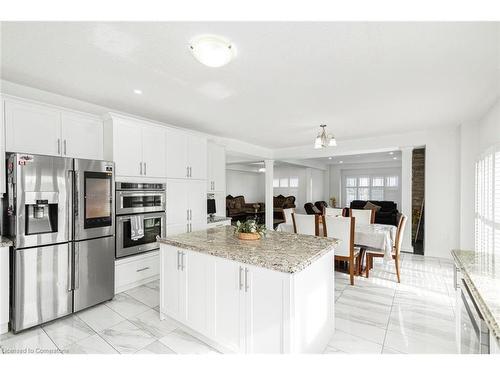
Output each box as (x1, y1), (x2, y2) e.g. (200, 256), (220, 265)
(412, 148), (425, 241)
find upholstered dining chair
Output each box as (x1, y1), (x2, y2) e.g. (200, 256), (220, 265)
(282, 208), (295, 224)
(323, 216), (360, 285)
(349, 208), (375, 225)
(365, 214), (407, 283)
(292, 213), (319, 236)
(323, 207), (344, 217)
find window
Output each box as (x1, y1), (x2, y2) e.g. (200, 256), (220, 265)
(342, 173), (400, 206)
(475, 147), (500, 257)
(273, 178), (280, 188)
(289, 177), (299, 188)
(279, 178), (289, 188)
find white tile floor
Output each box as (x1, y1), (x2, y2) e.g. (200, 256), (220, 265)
(0, 252), (458, 354)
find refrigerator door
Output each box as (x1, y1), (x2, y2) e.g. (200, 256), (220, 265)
(73, 236), (115, 312)
(13, 244), (73, 332)
(73, 158), (114, 241)
(12, 153), (72, 249)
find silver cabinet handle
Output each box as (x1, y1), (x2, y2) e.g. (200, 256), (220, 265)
(67, 244), (73, 292)
(187, 209), (189, 221)
(140, 162), (143, 175)
(57, 138), (61, 155)
(63, 139), (67, 155)
(213, 181), (215, 190)
(244, 268), (249, 292)
(136, 267), (150, 272)
(189, 166), (192, 178)
(144, 162), (147, 175)
(186, 223), (189, 233)
(186, 166), (189, 177)
(189, 209), (192, 221)
(181, 252), (185, 271)
(177, 251), (181, 270)
(239, 266), (244, 290)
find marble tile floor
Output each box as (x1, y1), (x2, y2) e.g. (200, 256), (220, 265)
(0, 253), (458, 354)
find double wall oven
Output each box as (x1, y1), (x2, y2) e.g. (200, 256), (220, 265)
(115, 182), (166, 258)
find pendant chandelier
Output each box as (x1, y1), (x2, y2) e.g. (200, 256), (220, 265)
(314, 124), (337, 149)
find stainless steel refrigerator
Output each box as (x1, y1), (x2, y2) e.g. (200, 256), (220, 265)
(3, 153), (115, 332)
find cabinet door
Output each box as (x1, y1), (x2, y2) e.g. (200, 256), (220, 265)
(188, 180), (208, 226)
(160, 245), (182, 320)
(142, 125), (166, 177)
(113, 119), (143, 177)
(5, 100), (61, 156)
(165, 127), (188, 179)
(61, 112), (103, 159)
(245, 266), (284, 353)
(166, 180), (189, 229)
(214, 258), (244, 352)
(206, 142), (215, 191)
(183, 250), (210, 335)
(188, 135), (207, 180)
(212, 144), (226, 192)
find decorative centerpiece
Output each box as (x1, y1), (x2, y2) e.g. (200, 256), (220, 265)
(234, 220), (266, 241)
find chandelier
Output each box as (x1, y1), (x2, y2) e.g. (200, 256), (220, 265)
(314, 124), (337, 149)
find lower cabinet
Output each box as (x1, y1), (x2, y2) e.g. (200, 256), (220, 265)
(160, 244), (293, 353)
(0, 245), (10, 334)
(115, 251), (159, 294)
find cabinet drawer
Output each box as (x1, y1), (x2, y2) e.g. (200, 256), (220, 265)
(115, 251), (159, 293)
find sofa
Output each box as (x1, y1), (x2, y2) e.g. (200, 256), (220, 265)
(304, 202), (322, 215)
(226, 195), (264, 222)
(273, 195), (296, 221)
(349, 200), (399, 226)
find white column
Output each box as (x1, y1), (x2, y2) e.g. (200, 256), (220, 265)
(400, 147), (413, 252)
(305, 168), (313, 203)
(264, 160), (274, 230)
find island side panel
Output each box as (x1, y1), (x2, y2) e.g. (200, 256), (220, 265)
(290, 248), (335, 353)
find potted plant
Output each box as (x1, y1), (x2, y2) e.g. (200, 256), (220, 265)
(234, 219), (266, 241)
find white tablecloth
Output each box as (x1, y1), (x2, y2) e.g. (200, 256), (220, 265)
(276, 222), (396, 261)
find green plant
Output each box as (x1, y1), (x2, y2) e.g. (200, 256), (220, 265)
(234, 220), (266, 237)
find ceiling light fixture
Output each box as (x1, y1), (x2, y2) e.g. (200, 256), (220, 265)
(258, 168), (266, 173)
(133, 89), (143, 95)
(339, 161), (343, 164)
(328, 157), (332, 160)
(189, 35), (236, 68)
(314, 124), (337, 149)
(389, 151), (394, 155)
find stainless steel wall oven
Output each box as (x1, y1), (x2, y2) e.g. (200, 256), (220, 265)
(115, 182), (165, 259)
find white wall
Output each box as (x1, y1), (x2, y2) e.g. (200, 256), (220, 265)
(226, 170), (265, 203)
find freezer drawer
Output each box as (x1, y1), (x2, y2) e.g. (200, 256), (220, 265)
(13, 244), (73, 332)
(73, 236), (115, 312)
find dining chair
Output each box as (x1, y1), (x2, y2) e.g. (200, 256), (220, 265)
(349, 208), (375, 225)
(323, 207), (344, 217)
(282, 208), (295, 224)
(365, 214), (407, 283)
(323, 216), (360, 285)
(292, 213), (319, 236)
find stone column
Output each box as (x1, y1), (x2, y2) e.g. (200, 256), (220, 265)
(400, 147), (414, 252)
(264, 160), (274, 230)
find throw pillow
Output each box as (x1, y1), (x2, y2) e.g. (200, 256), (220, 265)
(364, 201), (381, 212)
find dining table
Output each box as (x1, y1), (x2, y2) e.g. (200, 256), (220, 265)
(276, 221), (396, 261)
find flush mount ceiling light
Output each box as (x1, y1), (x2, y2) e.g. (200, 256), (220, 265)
(189, 35), (236, 67)
(314, 124), (337, 149)
(133, 89), (143, 95)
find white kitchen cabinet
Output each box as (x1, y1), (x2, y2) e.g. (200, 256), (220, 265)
(5, 99), (62, 156)
(0, 243), (10, 334)
(61, 112), (103, 159)
(166, 179), (207, 235)
(213, 257), (244, 352)
(105, 114), (166, 178)
(115, 250), (159, 294)
(207, 142), (226, 192)
(165, 127), (207, 180)
(0, 96), (5, 195)
(4, 98), (103, 160)
(160, 243), (334, 353)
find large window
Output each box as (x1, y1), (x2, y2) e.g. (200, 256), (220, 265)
(343, 174), (400, 207)
(475, 147), (500, 255)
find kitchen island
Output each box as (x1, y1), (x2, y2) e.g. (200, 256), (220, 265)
(157, 226), (338, 353)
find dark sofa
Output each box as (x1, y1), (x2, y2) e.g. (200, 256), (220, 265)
(349, 200), (399, 226)
(273, 195), (296, 221)
(226, 195), (264, 222)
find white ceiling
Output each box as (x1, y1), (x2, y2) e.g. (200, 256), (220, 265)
(308, 150), (403, 165)
(1, 22), (499, 148)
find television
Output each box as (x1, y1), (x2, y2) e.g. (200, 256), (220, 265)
(207, 199), (216, 216)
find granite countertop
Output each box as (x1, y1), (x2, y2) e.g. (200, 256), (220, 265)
(158, 226), (338, 274)
(0, 236), (13, 247)
(451, 249), (500, 342)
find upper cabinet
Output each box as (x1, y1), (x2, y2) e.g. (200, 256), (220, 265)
(207, 142), (226, 192)
(166, 127), (207, 180)
(104, 114), (166, 178)
(4, 98), (103, 160)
